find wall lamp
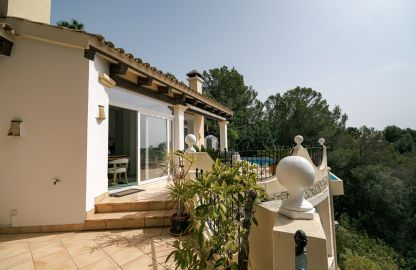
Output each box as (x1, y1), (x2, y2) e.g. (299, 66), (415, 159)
(8, 120), (22, 136)
(97, 105), (106, 120)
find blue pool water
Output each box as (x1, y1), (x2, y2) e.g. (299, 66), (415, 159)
(240, 157), (276, 166)
(329, 172), (339, 181)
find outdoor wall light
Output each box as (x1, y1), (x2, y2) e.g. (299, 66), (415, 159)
(97, 105), (106, 120)
(7, 120), (22, 136)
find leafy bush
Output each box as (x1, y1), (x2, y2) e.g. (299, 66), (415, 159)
(344, 256), (380, 270)
(336, 215), (404, 270)
(167, 159), (267, 269)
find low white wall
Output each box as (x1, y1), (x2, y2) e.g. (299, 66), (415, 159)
(0, 37), (89, 226)
(250, 200), (329, 270)
(85, 56), (110, 212)
(184, 152), (215, 179)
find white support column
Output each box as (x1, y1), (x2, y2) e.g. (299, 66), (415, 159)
(193, 115), (204, 147)
(173, 104), (187, 151)
(218, 120), (229, 151)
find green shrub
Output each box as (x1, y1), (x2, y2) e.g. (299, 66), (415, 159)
(337, 215), (403, 270)
(344, 256), (380, 270)
(167, 159), (267, 269)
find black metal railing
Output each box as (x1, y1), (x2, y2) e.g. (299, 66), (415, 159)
(308, 146), (324, 167)
(206, 146), (323, 181)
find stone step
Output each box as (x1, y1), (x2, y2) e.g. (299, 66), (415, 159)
(95, 200), (174, 213)
(85, 209), (175, 230)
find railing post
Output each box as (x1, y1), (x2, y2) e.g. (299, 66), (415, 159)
(238, 190), (257, 270)
(224, 148), (227, 165)
(295, 230), (308, 270)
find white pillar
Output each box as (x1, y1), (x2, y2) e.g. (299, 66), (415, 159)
(193, 115), (205, 147)
(218, 120), (229, 151)
(173, 104), (187, 151)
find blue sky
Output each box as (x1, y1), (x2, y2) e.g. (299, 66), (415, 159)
(52, 0), (416, 129)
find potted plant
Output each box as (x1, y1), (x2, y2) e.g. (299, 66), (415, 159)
(166, 159), (268, 269)
(164, 151), (194, 236)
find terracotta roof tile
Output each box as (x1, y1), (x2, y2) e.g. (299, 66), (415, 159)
(104, 41), (114, 48)
(0, 23), (14, 32)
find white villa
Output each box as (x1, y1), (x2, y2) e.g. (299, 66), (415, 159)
(0, 0), (232, 228)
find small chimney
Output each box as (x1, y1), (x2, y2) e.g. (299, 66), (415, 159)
(186, 69), (204, 94)
(0, 0), (51, 24)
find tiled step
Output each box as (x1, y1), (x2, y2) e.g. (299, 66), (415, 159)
(95, 200), (174, 213)
(85, 209), (175, 230)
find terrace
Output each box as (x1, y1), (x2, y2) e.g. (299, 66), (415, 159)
(0, 135), (343, 270)
(0, 227), (177, 269)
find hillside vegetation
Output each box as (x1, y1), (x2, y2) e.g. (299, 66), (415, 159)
(203, 66), (416, 269)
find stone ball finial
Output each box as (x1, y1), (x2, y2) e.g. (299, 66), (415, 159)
(294, 135), (304, 148)
(318, 138), (325, 146)
(276, 155), (316, 219)
(185, 134), (197, 153)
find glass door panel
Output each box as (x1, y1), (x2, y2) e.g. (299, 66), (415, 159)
(140, 115), (168, 181)
(108, 106), (138, 190)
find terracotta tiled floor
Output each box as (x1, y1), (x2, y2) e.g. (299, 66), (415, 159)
(0, 227), (177, 269)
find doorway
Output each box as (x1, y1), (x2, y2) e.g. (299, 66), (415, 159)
(108, 106), (138, 190)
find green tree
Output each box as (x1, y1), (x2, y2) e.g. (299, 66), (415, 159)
(263, 87), (347, 146)
(57, 19), (85, 30)
(384, 125), (402, 143)
(203, 66), (264, 149)
(384, 126), (415, 153)
(394, 131), (415, 154)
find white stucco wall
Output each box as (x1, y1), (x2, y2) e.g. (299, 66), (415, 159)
(0, 37), (89, 226)
(85, 56), (110, 212)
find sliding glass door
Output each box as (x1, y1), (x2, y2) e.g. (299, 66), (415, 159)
(139, 114), (171, 182)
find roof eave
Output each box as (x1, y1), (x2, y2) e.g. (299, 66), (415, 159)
(0, 16), (234, 117)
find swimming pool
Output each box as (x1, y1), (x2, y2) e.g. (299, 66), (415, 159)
(329, 172), (340, 181)
(240, 157), (276, 166)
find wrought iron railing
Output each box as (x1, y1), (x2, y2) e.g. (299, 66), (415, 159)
(207, 146), (323, 181)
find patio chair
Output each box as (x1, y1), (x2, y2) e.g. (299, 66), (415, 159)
(108, 158), (129, 185)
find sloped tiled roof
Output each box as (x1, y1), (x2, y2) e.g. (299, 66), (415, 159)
(0, 17), (233, 116)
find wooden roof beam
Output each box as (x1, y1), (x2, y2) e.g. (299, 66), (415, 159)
(110, 63), (128, 76)
(0, 36), (13, 56)
(173, 93), (187, 105)
(137, 76), (153, 86)
(158, 85), (172, 94)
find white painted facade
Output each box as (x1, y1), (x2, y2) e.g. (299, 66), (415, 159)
(0, 37), (177, 226)
(0, 37), (89, 226)
(85, 56), (110, 212)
